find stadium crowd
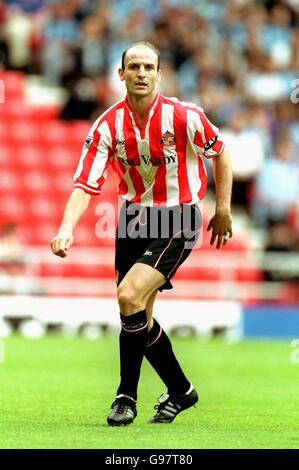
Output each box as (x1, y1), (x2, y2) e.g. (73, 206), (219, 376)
(0, 0), (299, 252)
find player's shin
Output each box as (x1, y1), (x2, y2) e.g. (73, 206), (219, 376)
(145, 319), (191, 395)
(116, 310), (148, 401)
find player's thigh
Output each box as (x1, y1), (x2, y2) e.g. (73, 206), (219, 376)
(118, 263), (165, 304)
(115, 227), (149, 287)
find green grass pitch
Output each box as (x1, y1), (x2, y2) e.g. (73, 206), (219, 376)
(1, 335), (299, 449)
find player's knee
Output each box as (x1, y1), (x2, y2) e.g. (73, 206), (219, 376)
(117, 284), (143, 315)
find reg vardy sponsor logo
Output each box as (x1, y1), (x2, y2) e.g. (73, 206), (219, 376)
(117, 155), (176, 167)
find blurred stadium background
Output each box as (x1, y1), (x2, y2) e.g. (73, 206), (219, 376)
(0, 0), (299, 341)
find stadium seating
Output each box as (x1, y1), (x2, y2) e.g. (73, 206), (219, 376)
(0, 70), (277, 302)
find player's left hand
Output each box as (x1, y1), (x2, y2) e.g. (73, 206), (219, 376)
(207, 210), (233, 249)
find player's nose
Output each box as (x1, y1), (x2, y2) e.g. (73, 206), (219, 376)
(137, 65), (146, 77)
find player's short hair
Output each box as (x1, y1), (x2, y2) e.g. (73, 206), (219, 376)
(121, 42), (160, 71)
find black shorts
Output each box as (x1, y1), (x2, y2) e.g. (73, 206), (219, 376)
(115, 201), (202, 291)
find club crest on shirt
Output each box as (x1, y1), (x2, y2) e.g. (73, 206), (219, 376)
(160, 131), (176, 147)
(84, 135), (93, 149)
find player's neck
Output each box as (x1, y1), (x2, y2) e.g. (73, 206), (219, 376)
(126, 91), (158, 120)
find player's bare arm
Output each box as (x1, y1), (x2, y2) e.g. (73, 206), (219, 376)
(208, 149), (233, 249)
(51, 188), (91, 258)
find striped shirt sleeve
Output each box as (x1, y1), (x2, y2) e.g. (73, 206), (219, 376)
(193, 110), (225, 158)
(73, 118), (112, 195)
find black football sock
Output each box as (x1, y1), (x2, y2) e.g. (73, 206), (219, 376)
(116, 310), (148, 401)
(145, 319), (190, 395)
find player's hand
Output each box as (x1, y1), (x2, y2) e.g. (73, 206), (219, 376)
(50, 231), (74, 258)
(207, 210), (233, 249)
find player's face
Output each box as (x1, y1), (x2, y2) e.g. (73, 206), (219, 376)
(119, 46), (161, 98)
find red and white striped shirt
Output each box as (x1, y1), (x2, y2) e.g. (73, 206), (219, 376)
(74, 93), (225, 207)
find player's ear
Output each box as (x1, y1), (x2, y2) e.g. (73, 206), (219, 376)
(118, 68), (125, 81)
(157, 69), (162, 83)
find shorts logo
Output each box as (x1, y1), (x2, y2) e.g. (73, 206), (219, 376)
(115, 269), (119, 283)
(161, 131), (176, 147)
(144, 250), (152, 256)
(84, 136), (93, 149)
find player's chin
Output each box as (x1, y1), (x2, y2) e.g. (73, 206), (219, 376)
(133, 87), (149, 95)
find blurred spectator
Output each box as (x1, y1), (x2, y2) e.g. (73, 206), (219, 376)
(6, 0), (44, 14)
(2, 6), (34, 71)
(0, 38), (8, 69)
(221, 108), (267, 210)
(59, 76), (99, 120)
(158, 60), (180, 97)
(263, 220), (299, 283)
(251, 133), (299, 228)
(77, 14), (106, 77)
(261, 2), (294, 68)
(74, 0), (98, 21)
(42, 1), (80, 85)
(106, 7), (153, 68)
(265, 220), (294, 253)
